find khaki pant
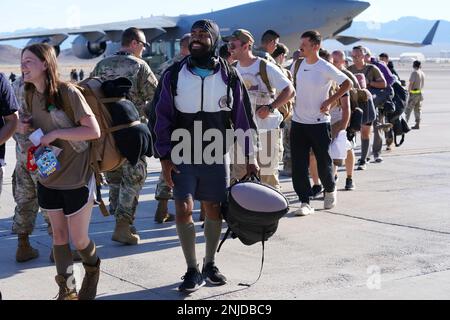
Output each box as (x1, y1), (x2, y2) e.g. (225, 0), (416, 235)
(406, 93), (423, 124)
(230, 129), (281, 191)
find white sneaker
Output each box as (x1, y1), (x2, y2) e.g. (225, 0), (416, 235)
(294, 203), (315, 217)
(324, 190), (337, 210)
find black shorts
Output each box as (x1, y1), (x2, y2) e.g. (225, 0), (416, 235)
(37, 176), (96, 217)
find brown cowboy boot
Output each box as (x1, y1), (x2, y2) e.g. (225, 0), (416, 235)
(154, 199), (175, 224)
(16, 234), (39, 263)
(112, 220), (140, 245)
(54, 275), (78, 300)
(78, 258), (101, 300)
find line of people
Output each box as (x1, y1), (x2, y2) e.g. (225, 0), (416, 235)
(0, 18), (425, 299)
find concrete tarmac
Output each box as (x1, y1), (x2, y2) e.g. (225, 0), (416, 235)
(1, 65), (449, 300)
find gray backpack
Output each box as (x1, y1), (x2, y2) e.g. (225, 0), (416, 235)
(218, 175), (289, 286)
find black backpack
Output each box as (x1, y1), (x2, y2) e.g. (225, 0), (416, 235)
(387, 82), (410, 147)
(218, 175), (289, 286)
(147, 57), (241, 158)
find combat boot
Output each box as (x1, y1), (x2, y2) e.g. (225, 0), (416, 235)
(78, 258), (101, 300)
(54, 275), (78, 300)
(16, 234), (39, 263)
(154, 199), (175, 224)
(112, 220), (140, 245)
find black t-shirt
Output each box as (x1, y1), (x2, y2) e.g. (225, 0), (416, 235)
(0, 73), (19, 160)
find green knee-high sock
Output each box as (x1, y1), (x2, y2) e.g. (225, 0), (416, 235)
(53, 244), (73, 278)
(176, 223), (198, 269)
(78, 241), (98, 266)
(204, 218), (223, 265)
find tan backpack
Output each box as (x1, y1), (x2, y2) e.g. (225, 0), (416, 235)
(25, 79), (140, 216)
(258, 59), (295, 122)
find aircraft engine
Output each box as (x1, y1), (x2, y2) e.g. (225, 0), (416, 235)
(72, 35), (107, 59)
(26, 38), (61, 57)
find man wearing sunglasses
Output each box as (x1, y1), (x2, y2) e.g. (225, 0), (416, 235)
(92, 27), (158, 246)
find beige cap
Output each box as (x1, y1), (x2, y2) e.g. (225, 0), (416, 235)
(223, 29), (255, 44)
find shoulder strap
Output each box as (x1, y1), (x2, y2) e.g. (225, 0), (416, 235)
(169, 57), (188, 98)
(259, 59), (273, 94)
(395, 134), (405, 147)
(56, 83), (77, 123)
(25, 90), (33, 114)
(217, 228), (233, 253)
(238, 231), (266, 288)
(293, 58), (304, 89)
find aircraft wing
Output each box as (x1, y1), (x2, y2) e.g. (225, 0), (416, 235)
(335, 20), (440, 48)
(0, 16), (178, 43)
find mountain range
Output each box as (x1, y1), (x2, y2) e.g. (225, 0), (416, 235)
(0, 16), (449, 65)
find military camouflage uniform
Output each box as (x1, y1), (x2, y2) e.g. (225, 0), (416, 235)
(10, 78), (50, 235)
(91, 52), (158, 118)
(91, 52), (158, 224)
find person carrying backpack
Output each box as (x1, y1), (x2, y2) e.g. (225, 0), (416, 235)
(12, 76), (81, 264)
(348, 46), (387, 169)
(152, 19), (259, 293)
(227, 29), (295, 191)
(20, 44), (101, 300)
(91, 27), (161, 244)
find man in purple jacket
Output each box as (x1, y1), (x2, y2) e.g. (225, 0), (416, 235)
(152, 19), (259, 293)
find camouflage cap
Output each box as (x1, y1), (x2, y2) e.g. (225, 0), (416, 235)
(223, 29), (255, 45)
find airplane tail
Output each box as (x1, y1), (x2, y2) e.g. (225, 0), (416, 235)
(422, 20), (440, 46)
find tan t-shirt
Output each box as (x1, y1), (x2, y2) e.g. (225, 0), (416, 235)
(347, 63), (384, 88)
(30, 84), (94, 190)
(410, 70), (425, 91)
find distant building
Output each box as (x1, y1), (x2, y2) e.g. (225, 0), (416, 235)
(440, 51), (450, 59)
(399, 52), (426, 63)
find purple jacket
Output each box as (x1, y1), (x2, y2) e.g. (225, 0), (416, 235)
(371, 58), (395, 87)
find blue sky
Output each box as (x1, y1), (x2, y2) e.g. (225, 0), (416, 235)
(1, 0), (448, 33)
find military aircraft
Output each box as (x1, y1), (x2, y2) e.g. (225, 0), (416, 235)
(0, 0), (440, 63)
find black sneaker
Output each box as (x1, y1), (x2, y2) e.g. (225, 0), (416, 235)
(202, 262), (227, 286)
(178, 268), (205, 293)
(345, 178), (355, 191)
(310, 185), (324, 199)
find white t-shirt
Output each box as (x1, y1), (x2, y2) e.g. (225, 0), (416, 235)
(291, 58), (349, 125)
(236, 58), (291, 130)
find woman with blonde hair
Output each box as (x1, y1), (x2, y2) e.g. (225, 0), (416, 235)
(19, 43), (101, 300)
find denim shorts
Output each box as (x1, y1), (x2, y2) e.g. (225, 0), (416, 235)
(172, 163), (230, 203)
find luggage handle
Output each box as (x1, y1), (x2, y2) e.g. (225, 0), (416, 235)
(240, 173), (261, 183)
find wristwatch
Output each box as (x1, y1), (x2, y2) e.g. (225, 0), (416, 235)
(267, 104), (275, 112)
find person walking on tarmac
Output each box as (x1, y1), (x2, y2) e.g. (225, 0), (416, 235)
(91, 27), (159, 244)
(11, 76), (81, 263)
(405, 60), (425, 130)
(153, 19), (259, 293)
(21, 44), (101, 300)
